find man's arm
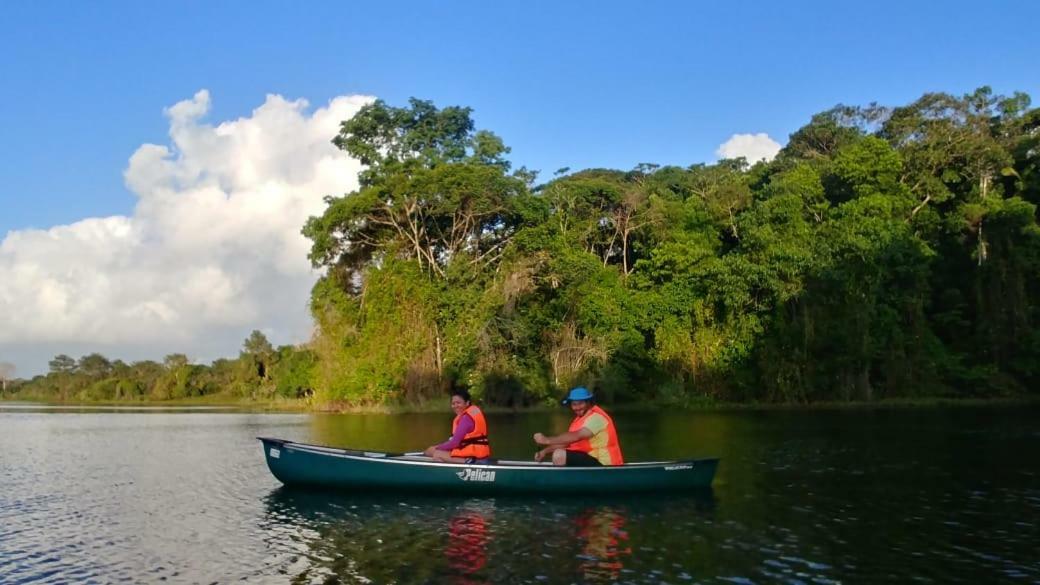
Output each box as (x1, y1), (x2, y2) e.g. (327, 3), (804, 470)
(534, 445), (555, 462)
(533, 427), (593, 447)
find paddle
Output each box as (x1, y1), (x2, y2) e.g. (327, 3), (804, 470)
(360, 450), (428, 458)
(262, 438), (428, 459)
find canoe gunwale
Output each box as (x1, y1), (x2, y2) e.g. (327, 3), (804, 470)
(258, 436), (718, 472)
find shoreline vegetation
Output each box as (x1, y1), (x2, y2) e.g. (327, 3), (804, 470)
(2, 394), (1037, 414)
(5, 87), (1040, 410)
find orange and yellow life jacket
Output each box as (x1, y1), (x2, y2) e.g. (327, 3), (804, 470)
(567, 405), (623, 465)
(450, 405), (491, 459)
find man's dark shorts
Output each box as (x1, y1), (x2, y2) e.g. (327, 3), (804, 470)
(564, 450), (602, 467)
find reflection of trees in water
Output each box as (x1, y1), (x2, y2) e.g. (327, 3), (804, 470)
(261, 488), (715, 584)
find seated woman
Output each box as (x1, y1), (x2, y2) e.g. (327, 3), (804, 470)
(423, 389), (491, 463)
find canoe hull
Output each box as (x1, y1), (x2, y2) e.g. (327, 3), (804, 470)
(259, 438), (718, 494)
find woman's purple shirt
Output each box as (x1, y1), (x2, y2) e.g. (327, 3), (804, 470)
(436, 413), (475, 451)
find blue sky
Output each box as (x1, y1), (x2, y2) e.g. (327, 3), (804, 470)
(1, 0), (1038, 375)
(3, 0), (1038, 235)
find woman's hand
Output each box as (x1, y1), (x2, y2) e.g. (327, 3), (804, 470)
(534, 446), (552, 462)
(533, 432), (550, 446)
(423, 446), (437, 457)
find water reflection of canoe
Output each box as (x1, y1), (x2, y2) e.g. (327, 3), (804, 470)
(261, 487), (716, 583)
(259, 437), (719, 493)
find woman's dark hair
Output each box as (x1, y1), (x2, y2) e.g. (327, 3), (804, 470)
(452, 389), (473, 404)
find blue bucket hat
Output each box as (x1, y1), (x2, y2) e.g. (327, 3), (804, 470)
(561, 386), (594, 405)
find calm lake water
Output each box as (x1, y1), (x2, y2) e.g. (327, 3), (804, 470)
(0, 404), (1037, 584)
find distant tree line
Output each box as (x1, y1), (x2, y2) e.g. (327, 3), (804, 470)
(8, 331), (315, 402)
(7, 87), (1039, 407)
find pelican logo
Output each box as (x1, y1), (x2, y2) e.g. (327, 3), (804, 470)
(456, 467), (496, 482)
(664, 464), (692, 471)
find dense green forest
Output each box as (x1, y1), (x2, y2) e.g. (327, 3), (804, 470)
(8, 87), (1040, 407)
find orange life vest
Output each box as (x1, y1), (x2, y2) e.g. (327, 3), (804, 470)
(450, 405), (491, 459)
(567, 405), (623, 465)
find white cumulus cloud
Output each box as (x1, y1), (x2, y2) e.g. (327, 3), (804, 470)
(715, 133), (782, 164)
(0, 90), (372, 374)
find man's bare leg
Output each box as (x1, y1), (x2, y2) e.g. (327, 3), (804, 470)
(551, 448), (567, 466)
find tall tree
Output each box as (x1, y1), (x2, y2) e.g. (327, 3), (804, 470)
(242, 330), (275, 381)
(78, 353), (113, 379)
(48, 354), (76, 375)
(0, 362), (14, 393)
(305, 98), (525, 282)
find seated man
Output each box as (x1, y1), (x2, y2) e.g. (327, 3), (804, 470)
(533, 387), (623, 466)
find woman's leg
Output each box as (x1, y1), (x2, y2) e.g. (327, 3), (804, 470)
(429, 449), (468, 463)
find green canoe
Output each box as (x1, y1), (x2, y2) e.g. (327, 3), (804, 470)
(259, 437), (719, 494)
